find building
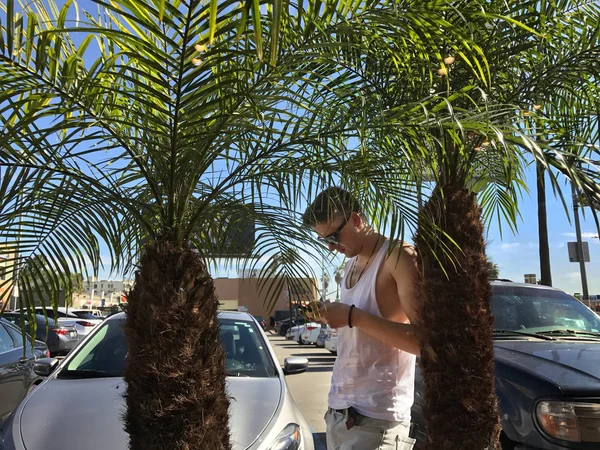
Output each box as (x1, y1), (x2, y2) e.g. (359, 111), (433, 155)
(72, 278), (134, 308)
(214, 275), (318, 320)
(71, 274), (318, 318)
(0, 247), (14, 309)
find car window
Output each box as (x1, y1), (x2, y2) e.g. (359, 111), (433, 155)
(0, 324), (16, 353)
(3, 322), (31, 348)
(219, 319), (277, 377)
(35, 308), (58, 320)
(2, 314), (29, 329)
(491, 286), (600, 333)
(60, 317), (277, 379)
(72, 311), (99, 320)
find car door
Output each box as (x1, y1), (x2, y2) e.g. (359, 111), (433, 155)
(0, 322), (30, 425)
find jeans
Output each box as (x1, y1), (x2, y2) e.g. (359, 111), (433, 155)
(324, 407), (416, 450)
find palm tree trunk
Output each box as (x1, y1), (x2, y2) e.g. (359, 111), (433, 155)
(537, 161), (552, 286)
(414, 184), (501, 450)
(123, 242), (231, 450)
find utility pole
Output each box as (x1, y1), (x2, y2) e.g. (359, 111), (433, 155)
(572, 182), (590, 306)
(10, 187), (22, 311)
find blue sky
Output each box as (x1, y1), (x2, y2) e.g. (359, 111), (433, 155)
(485, 164), (599, 296)
(98, 159), (599, 299)
(11, 0), (598, 298)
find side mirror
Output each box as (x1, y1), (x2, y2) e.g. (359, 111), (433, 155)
(283, 357), (309, 375)
(34, 358), (59, 377)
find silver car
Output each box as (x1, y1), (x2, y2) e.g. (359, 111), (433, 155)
(0, 312), (314, 450)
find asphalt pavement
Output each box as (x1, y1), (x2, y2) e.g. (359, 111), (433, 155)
(267, 333), (334, 450)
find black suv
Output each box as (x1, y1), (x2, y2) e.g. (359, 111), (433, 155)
(412, 281), (600, 450)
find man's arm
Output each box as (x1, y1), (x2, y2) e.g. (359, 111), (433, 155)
(351, 308), (420, 355)
(311, 246), (421, 355)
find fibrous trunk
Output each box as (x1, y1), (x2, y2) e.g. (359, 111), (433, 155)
(414, 184), (501, 450)
(124, 242), (231, 450)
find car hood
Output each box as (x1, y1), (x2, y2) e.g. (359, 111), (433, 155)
(19, 377), (282, 450)
(494, 340), (600, 393)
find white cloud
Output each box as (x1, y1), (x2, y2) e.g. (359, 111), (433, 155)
(564, 272), (582, 280)
(562, 232), (599, 240)
(501, 242), (520, 251)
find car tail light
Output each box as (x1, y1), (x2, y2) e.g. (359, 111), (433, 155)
(306, 326), (317, 331)
(51, 328), (69, 335)
(77, 321), (95, 327)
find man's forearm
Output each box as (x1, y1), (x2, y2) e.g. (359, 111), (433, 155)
(352, 308), (420, 356)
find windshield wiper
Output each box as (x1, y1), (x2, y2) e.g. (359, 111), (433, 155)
(225, 371), (250, 378)
(59, 369), (122, 379)
(493, 329), (555, 340)
(536, 329), (600, 338)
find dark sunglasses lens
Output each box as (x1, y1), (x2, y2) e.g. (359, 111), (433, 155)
(323, 236), (338, 246)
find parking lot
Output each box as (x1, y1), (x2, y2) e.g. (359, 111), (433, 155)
(267, 334), (334, 449)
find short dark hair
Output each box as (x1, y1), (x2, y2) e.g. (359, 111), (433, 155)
(302, 187), (363, 227)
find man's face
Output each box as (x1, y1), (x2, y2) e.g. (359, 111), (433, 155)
(313, 214), (357, 256)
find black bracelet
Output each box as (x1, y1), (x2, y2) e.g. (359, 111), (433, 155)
(348, 305), (356, 328)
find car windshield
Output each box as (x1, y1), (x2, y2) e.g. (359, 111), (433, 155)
(59, 317), (278, 379)
(491, 285), (600, 335)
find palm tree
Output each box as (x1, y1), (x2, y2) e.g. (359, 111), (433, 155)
(487, 261), (500, 279)
(335, 2), (600, 448)
(491, 0), (600, 288)
(0, 0), (494, 448)
(334, 263), (344, 302)
(409, 2), (600, 448)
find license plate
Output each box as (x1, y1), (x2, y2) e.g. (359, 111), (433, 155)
(70, 332), (77, 338)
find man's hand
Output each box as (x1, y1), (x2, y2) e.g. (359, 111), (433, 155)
(312, 303), (352, 329)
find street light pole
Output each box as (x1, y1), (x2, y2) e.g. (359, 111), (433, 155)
(572, 182), (590, 306)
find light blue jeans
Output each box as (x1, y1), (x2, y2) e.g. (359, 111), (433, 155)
(325, 408), (416, 450)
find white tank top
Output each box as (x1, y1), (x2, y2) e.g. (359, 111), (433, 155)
(328, 240), (416, 422)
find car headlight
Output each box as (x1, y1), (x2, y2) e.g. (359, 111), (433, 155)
(536, 401), (600, 442)
(267, 423), (302, 450)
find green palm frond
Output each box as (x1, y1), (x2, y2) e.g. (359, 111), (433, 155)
(1, 0), (499, 314)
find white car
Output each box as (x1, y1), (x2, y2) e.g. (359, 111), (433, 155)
(32, 307), (103, 342)
(286, 322), (319, 344)
(0, 311), (315, 450)
(285, 324), (305, 342)
(69, 308), (104, 319)
(325, 329), (338, 355)
(300, 323), (321, 345)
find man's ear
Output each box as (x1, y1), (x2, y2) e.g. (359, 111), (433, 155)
(350, 211), (363, 228)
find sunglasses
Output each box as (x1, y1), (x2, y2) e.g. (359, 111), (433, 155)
(317, 216), (349, 246)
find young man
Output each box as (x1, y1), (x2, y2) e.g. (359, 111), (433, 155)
(302, 187), (421, 450)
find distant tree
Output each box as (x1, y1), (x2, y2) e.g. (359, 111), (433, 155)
(487, 261), (500, 279)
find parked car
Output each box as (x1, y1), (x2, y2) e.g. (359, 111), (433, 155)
(316, 324), (330, 348)
(286, 322), (319, 344)
(0, 311), (314, 450)
(300, 323), (321, 345)
(252, 315), (267, 331)
(0, 319), (48, 428)
(68, 309), (105, 321)
(324, 331), (338, 355)
(1, 313), (78, 356)
(277, 317), (305, 337)
(411, 281), (600, 450)
(30, 307), (102, 342)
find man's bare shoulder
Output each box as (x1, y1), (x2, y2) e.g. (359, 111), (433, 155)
(385, 241), (418, 272)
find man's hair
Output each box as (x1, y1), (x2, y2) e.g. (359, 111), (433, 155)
(302, 187), (363, 227)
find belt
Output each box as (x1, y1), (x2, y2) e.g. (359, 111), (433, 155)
(330, 407), (359, 430)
